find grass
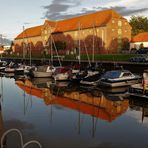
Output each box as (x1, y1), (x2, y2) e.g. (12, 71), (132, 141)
(1, 53), (138, 62)
(65, 54), (138, 61)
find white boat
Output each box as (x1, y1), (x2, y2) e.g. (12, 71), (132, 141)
(14, 67), (24, 75)
(0, 67), (5, 72)
(99, 70), (141, 88)
(32, 65), (55, 78)
(5, 67), (15, 73)
(4, 61), (16, 73)
(80, 71), (101, 86)
(54, 67), (71, 81)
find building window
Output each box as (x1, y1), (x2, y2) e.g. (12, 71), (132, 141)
(118, 20), (122, 27)
(44, 30), (47, 34)
(44, 36), (47, 41)
(112, 29), (115, 32)
(118, 29), (122, 35)
(112, 20), (115, 23)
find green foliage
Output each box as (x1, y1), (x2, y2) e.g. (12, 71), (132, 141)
(53, 41), (66, 50)
(122, 39), (130, 51)
(139, 43), (144, 49)
(65, 54), (138, 61)
(129, 16), (148, 36)
(2, 53), (138, 62)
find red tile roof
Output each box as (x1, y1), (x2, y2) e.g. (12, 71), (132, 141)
(15, 25), (43, 40)
(15, 9), (124, 40)
(45, 20), (56, 27)
(54, 9), (123, 33)
(131, 32), (148, 42)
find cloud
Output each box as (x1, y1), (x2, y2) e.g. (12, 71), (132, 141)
(42, 0), (148, 20)
(81, 6), (148, 17)
(42, 0), (80, 20)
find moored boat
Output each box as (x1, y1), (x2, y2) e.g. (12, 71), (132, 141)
(31, 65), (55, 78)
(99, 70), (141, 88)
(54, 67), (71, 81)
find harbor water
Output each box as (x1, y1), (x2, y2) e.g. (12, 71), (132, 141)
(0, 75), (148, 148)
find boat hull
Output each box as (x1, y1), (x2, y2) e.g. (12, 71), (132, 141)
(54, 73), (69, 81)
(5, 68), (15, 73)
(99, 79), (140, 88)
(32, 71), (52, 78)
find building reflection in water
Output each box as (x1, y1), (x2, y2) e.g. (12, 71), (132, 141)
(15, 79), (129, 121)
(15, 78), (129, 137)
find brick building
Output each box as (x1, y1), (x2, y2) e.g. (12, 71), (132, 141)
(14, 9), (131, 56)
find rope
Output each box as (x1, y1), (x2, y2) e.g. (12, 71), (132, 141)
(1, 128), (42, 148)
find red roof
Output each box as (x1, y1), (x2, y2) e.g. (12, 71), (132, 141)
(131, 32), (148, 42)
(54, 9), (123, 33)
(15, 25), (43, 39)
(45, 20), (56, 27)
(15, 9), (124, 40)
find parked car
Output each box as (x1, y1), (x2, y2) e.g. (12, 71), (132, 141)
(129, 55), (148, 63)
(130, 48), (137, 54)
(136, 48), (148, 54)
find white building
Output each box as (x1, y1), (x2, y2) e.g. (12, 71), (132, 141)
(130, 32), (148, 49)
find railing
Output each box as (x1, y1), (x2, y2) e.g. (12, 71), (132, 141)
(1, 128), (42, 148)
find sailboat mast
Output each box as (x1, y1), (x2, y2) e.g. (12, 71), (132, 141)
(50, 35), (53, 64)
(92, 22), (95, 62)
(29, 42), (31, 66)
(78, 22), (81, 65)
(22, 26), (25, 59)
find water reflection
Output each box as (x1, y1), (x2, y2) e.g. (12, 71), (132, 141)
(1, 75), (148, 147)
(15, 79), (129, 123)
(129, 97), (148, 123)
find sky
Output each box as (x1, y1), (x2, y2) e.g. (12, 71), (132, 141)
(0, 0), (148, 40)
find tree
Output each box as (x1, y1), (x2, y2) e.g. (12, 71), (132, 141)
(53, 41), (66, 50)
(129, 16), (148, 36)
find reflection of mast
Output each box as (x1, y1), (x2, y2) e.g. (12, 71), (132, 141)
(0, 94), (5, 145)
(23, 90), (26, 115)
(0, 77), (3, 102)
(23, 85), (33, 115)
(77, 92), (81, 135)
(142, 106), (144, 123)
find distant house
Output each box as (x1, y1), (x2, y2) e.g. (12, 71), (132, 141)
(0, 46), (4, 54)
(14, 9), (131, 56)
(130, 32), (148, 50)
